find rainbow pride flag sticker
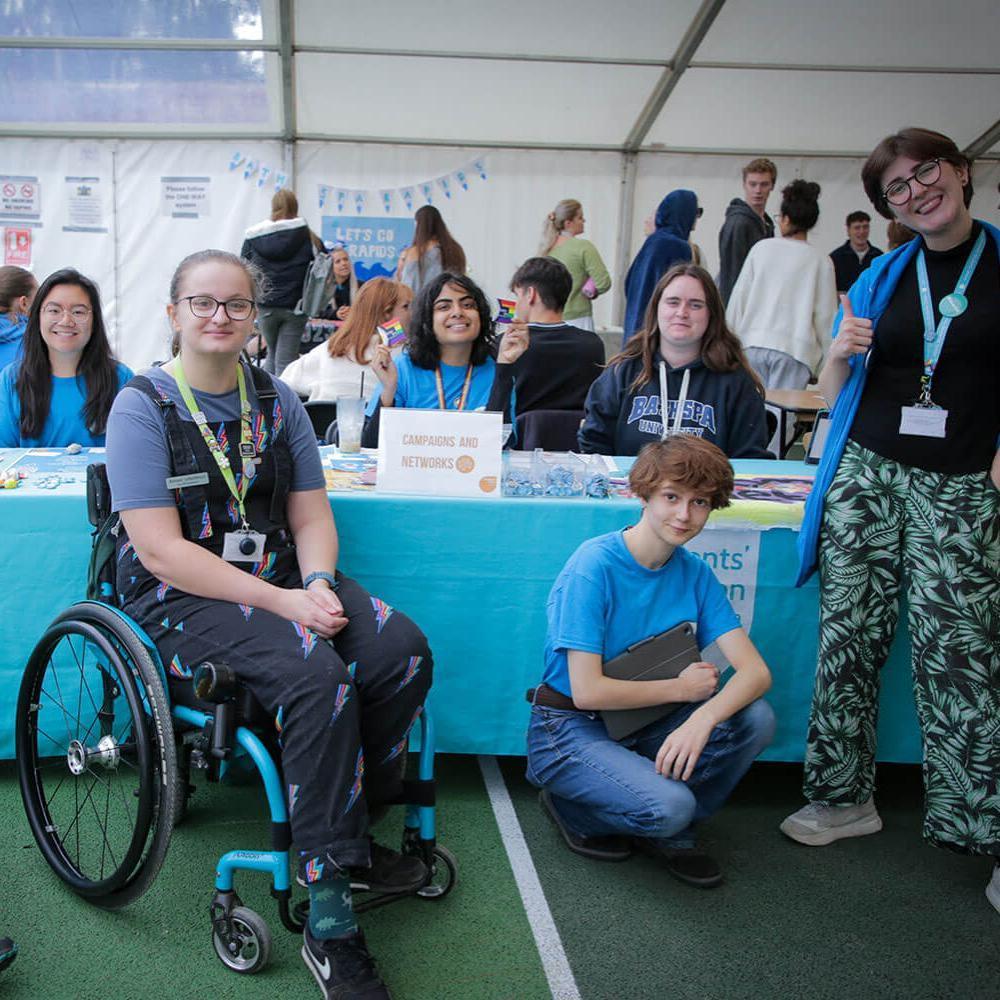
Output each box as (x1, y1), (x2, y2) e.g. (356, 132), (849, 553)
(378, 319), (406, 347)
(496, 298), (516, 324)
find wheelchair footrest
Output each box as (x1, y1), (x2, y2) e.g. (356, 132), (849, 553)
(382, 778), (435, 808)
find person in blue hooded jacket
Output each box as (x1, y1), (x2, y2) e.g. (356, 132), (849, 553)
(0, 266), (37, 372)
(623, 191), (698, 343)
(781, 128), (1000, 919)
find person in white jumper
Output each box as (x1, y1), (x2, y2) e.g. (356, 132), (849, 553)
(726, 180), (837, 390)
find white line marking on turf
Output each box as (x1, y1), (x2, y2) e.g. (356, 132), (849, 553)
(479, 755), (582, 1000)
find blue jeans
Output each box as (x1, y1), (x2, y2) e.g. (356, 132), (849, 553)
(526, 698), (775, 848)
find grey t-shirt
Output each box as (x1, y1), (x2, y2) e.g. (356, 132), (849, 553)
(106, 364), (325, 512)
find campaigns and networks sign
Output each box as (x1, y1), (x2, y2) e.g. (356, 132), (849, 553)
(321, 216), (416, 282)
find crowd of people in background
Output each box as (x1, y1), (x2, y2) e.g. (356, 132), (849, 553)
(1, 124), (997, 998)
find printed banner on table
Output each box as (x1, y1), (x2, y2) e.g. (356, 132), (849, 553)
(320, 216), (416, 282)
(686, 529), (761, 633)
(377, 409), (502, 498)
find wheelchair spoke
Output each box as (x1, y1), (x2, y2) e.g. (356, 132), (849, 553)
(113, 770), (137, 832)
(64, 770), (103, 862)
(83, 774), (120, 877)
(67, 634), (106, 730)
(42, 769), (70, 810)
(44, 667), (77, 748)
(34, 723), (68, 752)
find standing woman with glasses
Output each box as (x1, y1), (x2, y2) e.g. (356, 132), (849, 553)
(0, 268), (131, 447)
(783, 129), (1000, 917)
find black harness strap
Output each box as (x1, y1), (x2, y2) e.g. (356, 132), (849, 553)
(128, 374), (211, 540)
(245, 362), (291, 523)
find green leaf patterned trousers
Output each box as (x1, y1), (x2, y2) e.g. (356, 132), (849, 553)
(804, 440), (1000, 855)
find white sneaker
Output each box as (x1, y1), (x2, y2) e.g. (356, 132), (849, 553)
(987, 864), (1000, 916)
(779, 797), (883, 846)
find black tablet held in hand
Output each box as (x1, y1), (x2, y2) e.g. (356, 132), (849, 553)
(600, 621), (700, 741)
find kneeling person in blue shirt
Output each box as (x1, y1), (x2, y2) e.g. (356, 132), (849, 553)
(526, 435), (775, 886)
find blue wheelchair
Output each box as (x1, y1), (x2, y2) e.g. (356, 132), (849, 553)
(15, 465), (455, 974)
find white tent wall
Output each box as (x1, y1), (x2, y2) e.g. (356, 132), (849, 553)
(0, 138), (116, 336)
(114, 139), (285, 369)
(2, 136), (998, 372)
(296, 141), (624, 327)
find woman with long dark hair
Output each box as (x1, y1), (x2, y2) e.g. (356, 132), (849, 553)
(0, 268), (131, 447)
(578, 264), (769, 458)
(368, 271), (496, 415)
(396, 205), (466, 299)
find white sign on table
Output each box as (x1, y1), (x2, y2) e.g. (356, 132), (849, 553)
(376, 408), (502, 498)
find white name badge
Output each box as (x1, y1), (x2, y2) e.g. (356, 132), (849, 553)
(222, 530), (266, 562)
(899, 406), (948, 438)
(376, 407), (502, 498)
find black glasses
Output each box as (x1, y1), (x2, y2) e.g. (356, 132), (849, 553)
(178, 295), (255, 320)
(883, 159), (941, 207)
(696, 206), (704, 218)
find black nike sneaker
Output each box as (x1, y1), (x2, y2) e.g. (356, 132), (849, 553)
(301, 926), (390, 999)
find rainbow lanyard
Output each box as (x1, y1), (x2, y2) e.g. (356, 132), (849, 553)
(915, 229), (985, 405)
(172, 360), (255, 529)
(435, 364), (474, 411)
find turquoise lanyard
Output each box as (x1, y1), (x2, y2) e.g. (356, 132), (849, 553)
(915, 229), (985, 404)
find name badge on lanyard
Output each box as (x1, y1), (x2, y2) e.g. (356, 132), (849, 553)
(900, 230), (985, 438)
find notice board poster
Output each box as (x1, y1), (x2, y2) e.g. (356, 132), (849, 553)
(4, 228), (31, 266)
(0, 176), (41, 222)
(63, 176), (107, 233)
(160, 176), (211, 219)
(320, 216), (416, 281)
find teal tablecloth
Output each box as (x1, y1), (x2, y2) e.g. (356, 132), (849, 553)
(0, 449), (920, 762)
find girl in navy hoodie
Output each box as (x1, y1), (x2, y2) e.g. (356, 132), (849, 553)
(579, 264), (771, 458)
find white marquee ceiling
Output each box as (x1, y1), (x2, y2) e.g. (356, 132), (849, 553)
(0, 0), (997, 157)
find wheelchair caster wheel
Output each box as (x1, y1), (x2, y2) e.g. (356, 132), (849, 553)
(212, 906), (272, 974)
(417, 846), (457, 900)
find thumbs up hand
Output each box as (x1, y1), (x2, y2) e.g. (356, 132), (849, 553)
(830, 294), (873, 361)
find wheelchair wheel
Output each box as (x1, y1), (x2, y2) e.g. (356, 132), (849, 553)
(17, 602), (177, 909)
(417, 846), (457, 900)
(212, 907), (272, 974)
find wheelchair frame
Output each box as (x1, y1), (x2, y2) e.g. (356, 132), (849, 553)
(17, 598), (455, 976)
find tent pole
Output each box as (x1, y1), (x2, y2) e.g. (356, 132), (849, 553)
(610, 151), (638, 334)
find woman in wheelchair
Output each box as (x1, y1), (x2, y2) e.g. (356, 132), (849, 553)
(105, 249), (432, 1000)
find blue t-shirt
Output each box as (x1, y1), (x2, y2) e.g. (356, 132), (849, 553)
(106, 365), (324, 512)
(541, 530), (741, 698)
(0, 360), (133, 447)
(365, 353), (496, 416)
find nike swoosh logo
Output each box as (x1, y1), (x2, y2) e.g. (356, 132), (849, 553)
(315, 954), (331, 979)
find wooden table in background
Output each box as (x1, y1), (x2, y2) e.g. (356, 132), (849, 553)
(765, 388), (826, 458)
